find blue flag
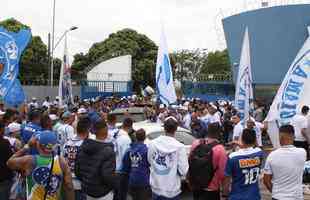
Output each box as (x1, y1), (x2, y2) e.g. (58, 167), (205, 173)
(155, 28), (177, 106)
(0, 27), (31, 107)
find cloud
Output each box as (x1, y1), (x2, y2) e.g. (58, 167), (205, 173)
(1, 0), (246, 59)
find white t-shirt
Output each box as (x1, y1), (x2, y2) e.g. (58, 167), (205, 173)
(57, 124), (75, 152)
(233, 122), (243, 140)
(264, 145), (306, 200)
(291, 114), (308, 141)
(115, 129), (131, 171)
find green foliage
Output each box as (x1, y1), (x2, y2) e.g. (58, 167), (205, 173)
(0, 18), (61, 85)
(72, 28), (158, 90)
(200, 49), (231, 77)
(171, 49), (231, 82)
(0, 18), (30, 32)
(20, 36), (48, 81)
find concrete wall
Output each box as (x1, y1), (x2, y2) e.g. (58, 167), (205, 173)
(22, 85), (80, 102)
(223, 4), (310, 84)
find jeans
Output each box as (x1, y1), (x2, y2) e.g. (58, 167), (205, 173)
(129, 186), (151, 200)
(152, 193), (180, 200)
(75, 190), (87, 200)
(193, 190), (220, 200)
(0, 179), (13, 200)
(113, 173), (128, 200)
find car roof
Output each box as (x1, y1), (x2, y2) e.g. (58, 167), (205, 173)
(111, 107), (144, 114)
(133, 120), (191, 135)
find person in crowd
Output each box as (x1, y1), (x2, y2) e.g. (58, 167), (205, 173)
(222, 105), (234, 143)
(180, 106), (191, 130)
(64, 117), (91, 200)
(21, 109), (42, 144)
(122, 129), (151, 200)
(57, 111), (75, 153)
(75, 119), (116, 200)
(107, 114), (119, 142)
(42, 96), (51, 109)
(253, 101), (264, 122)
(188, 123), (227, 200)
(115, 118), (133, 200)
(231, 113), (243, 142)
(5, 122), (22, 152)
(148, 117), (189, 200)
(28, 97), (39, 110)
(7, 130), (75, 200)
(0, 120), (14, 200)
(263, 125), (306, 200)
(246, 118), (264, 148)
(41, 114), (53, 131)
(223, 128), (264, 200)
(291, 105), (309, 158)
(0, 98), (5, 113)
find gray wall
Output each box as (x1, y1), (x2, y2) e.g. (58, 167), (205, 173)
(223, 4), (310, 84)
(22, 85), (80, 102)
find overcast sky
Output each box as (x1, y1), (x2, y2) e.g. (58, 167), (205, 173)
(2, 0), (274, 59)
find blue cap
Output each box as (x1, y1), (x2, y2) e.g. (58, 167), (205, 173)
(37, 131), (57, 150)
(62, 111), (72, 119)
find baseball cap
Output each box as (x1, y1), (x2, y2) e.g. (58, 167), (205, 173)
(0, 110), (5, 115)
(78, 108), (87, 114)
(62, 111), (73, 118)
(49, 114), (58, 121)
(37, 131), (57, 150)
(8, 122), (21, 133)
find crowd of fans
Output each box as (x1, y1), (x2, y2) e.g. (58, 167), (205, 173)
(0, 95), (308, 200)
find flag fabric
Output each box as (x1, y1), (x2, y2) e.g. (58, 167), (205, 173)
(266, 29), (310, 148)
(235, 27), (254, 126)
(58, 35), (73, 106)
(0, 27), (31, 107)
(156, 28), (177, 106)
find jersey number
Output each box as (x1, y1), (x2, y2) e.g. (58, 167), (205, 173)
(243, 167), (260, 185)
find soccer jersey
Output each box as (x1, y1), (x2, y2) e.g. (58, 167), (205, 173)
(225, 147), (264, 200)
(63, 136), (84, 190)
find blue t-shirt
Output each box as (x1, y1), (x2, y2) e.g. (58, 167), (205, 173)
(21, 122), (42, 155)
(225, 147), (264, 200)
(21, 122), (42, 144)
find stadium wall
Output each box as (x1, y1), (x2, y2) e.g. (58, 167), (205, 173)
(222, 4), (310, 85)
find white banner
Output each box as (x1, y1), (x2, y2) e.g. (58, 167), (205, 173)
(156, 28), (177, 106)
(235, 27), (253, 126)
(266, 29), (310, 148)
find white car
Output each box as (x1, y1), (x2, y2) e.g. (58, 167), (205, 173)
(133, 120), (196, 156)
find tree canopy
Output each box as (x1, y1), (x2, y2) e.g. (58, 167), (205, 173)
(72, 28), (158, 90)
(171, 49), (231, 82)
(0, 18), (61, 85)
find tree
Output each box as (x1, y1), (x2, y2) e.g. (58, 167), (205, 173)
(71, 28), (158, 91)
(200, 49), (231, 81)
(0, 18), (61, 85)
(171, 49), (208, 82)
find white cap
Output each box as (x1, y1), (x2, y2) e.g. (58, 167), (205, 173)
(0, 110), (5, 115)
(49, 114), (58, 121)
(78, 108), (87, 114)
(32, 97), (37, 100)
(183, 101), (190, 107)
(8, 122), (21, 133)
(159, 104), (165, 109)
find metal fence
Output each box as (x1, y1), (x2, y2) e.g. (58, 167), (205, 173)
(81, 80), (133, 99)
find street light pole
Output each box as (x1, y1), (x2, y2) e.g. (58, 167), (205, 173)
(51, 0), (56, 87)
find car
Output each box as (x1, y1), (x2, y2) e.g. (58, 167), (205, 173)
(111, 107), (146, 124)
(132, 120), (196, 156)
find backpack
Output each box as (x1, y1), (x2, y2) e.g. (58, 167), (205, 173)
(188, 140), (218, 190)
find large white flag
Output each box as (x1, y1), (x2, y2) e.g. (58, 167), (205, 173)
(266, 28), (310, 148)
(156, 28), (177, 106)
(58, 35), (73, 106)
(235, 27), (254, 126)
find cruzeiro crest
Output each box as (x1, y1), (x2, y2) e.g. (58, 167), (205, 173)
(0, 27), (31, 106)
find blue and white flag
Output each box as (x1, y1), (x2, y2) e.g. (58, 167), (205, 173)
(0, 27), (31, 107)
(156, 28), (177, 106)
(235, 27), (253, 126)
(266, 27), (310, 148)
(58, 35), (73, 106)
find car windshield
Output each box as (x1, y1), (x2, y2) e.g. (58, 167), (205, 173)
(147, 131), (195, 146)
